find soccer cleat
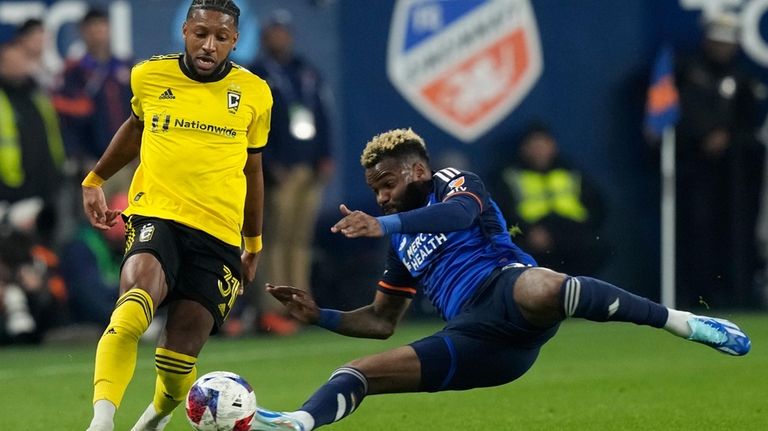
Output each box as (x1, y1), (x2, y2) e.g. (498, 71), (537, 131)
(686, 316), (751, 356)
(250, 408), (306, 431)
(130, 403), (171, 431)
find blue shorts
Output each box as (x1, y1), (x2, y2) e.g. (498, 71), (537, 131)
(410, 267), (559, 392)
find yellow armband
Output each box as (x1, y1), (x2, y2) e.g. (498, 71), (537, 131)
(81, 171), (105, 188)
(243, 235), (263, 253)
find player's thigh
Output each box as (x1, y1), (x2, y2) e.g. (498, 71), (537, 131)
(410, 332), (541, 392)
(159, 299), (214, 357)
(347, 345), (422, 395)
(120, 216), (180, 308)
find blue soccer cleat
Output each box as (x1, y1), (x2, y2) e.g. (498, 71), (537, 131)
(686, 316), (751, 356)
(250, 408), (306, 431)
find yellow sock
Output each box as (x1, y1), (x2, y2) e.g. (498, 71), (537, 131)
(152, 347), (198, 415)
(93, 288), (154, 407)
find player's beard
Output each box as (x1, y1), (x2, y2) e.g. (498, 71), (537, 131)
(399, 179), (432, 212)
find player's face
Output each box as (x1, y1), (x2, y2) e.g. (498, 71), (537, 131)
(183, 9), (239, 76)
(365, 157), (430, 214)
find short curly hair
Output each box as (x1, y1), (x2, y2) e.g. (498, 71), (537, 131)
(360, 128), (429, 168)
(187, 0), (240, 26)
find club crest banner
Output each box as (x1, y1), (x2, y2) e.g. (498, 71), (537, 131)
(387, 0), (543, 142)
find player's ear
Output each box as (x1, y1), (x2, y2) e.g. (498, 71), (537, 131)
(412, 161), (429, 181)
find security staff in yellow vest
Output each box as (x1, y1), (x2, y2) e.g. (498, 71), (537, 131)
(491, 124), (609, 275)
(0, 39), (65, 205)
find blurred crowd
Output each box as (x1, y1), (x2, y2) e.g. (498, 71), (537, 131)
(1, 8), (767, 346)
(0, 9), (130, 345)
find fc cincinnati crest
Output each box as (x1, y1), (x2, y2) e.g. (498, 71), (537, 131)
(387, 0), (543, 142)
(227, 86), (242, 114)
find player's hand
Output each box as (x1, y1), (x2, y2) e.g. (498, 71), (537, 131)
(331, 204), (384, 238)
(82, 186), (121, 230)
(266, 284), (320, 324)
(240, 250), (261, 291)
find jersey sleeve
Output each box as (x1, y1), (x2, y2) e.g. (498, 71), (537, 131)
(129, 61), (148, 120)
(246, 78), (273, 151)
(377, 245), (418, 298)
(432, 168), (488, 211)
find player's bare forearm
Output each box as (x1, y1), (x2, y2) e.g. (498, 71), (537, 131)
(90, 115), (143, 180)
(332, 294), (411, 339)
(268, 286), (410, 339)
(242, 152), (264, 237)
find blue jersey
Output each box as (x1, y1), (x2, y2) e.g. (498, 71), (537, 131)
(379, 167), (536, 320)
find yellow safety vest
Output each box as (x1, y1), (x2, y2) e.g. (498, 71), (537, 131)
(0, 88), (65, 188)
(503, 167), (588, 224)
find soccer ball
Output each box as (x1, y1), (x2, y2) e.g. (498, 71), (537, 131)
(186, 371), (257, 431)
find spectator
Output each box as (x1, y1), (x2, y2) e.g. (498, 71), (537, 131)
(14, 19), (55, 90)
(248, 9), (334, 334)
(0, 227), (64, 344)
(0, 229), (37, 345)
(52, 7), (133, 168)
(491, 124), (609, 276)
(59, 193), (125, 326)
(0, 38), (66, 206)
(674, 13), (765, 308)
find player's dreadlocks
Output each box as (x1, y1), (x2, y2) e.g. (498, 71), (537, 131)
(187, 0), (240, 26)
(361, 128), (430, 168)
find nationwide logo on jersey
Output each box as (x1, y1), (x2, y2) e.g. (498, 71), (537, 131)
(387, 0), (543, 142)
(151, 113), (171, 133)
(227, 85), (242, 114)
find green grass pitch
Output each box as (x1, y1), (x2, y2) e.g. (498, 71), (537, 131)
(1, 313), (765, 430)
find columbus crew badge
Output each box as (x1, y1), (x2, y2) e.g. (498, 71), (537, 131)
(227, 88), (242, 114)
(139, 224), (155, 242)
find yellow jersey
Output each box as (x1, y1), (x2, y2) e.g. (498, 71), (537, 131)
(123, 54), (272, 246)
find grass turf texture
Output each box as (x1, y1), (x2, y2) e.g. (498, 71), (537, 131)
(1, 313), (765, 430)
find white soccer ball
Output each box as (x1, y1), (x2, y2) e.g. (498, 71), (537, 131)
(186, 371), (257, 431)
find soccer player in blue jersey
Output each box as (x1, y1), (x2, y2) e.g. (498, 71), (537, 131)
(251, 128), (751, 431)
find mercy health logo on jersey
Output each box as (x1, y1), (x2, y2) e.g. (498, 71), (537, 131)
(387, 0), (543, 142)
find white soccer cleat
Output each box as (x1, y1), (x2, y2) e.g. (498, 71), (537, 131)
(130, 403), (171, 431)
(250, 408), (306, 431)
(687, 316), (751, 356)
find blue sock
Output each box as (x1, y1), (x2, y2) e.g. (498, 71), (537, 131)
(561, 276), (668, 328)
(300, 367), (368, 427)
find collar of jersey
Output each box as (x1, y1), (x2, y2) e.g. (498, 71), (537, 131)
(178, 54), (232, 83)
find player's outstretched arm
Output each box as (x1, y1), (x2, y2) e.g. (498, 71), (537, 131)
(267, 284), (411, 339)
(81, 115), (143, 230)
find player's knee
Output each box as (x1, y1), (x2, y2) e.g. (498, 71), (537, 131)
(514, 268), (566, 318)
(120, 254), (167, 305)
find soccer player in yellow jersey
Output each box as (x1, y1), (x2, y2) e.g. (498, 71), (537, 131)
(80, 1), (271, 430)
